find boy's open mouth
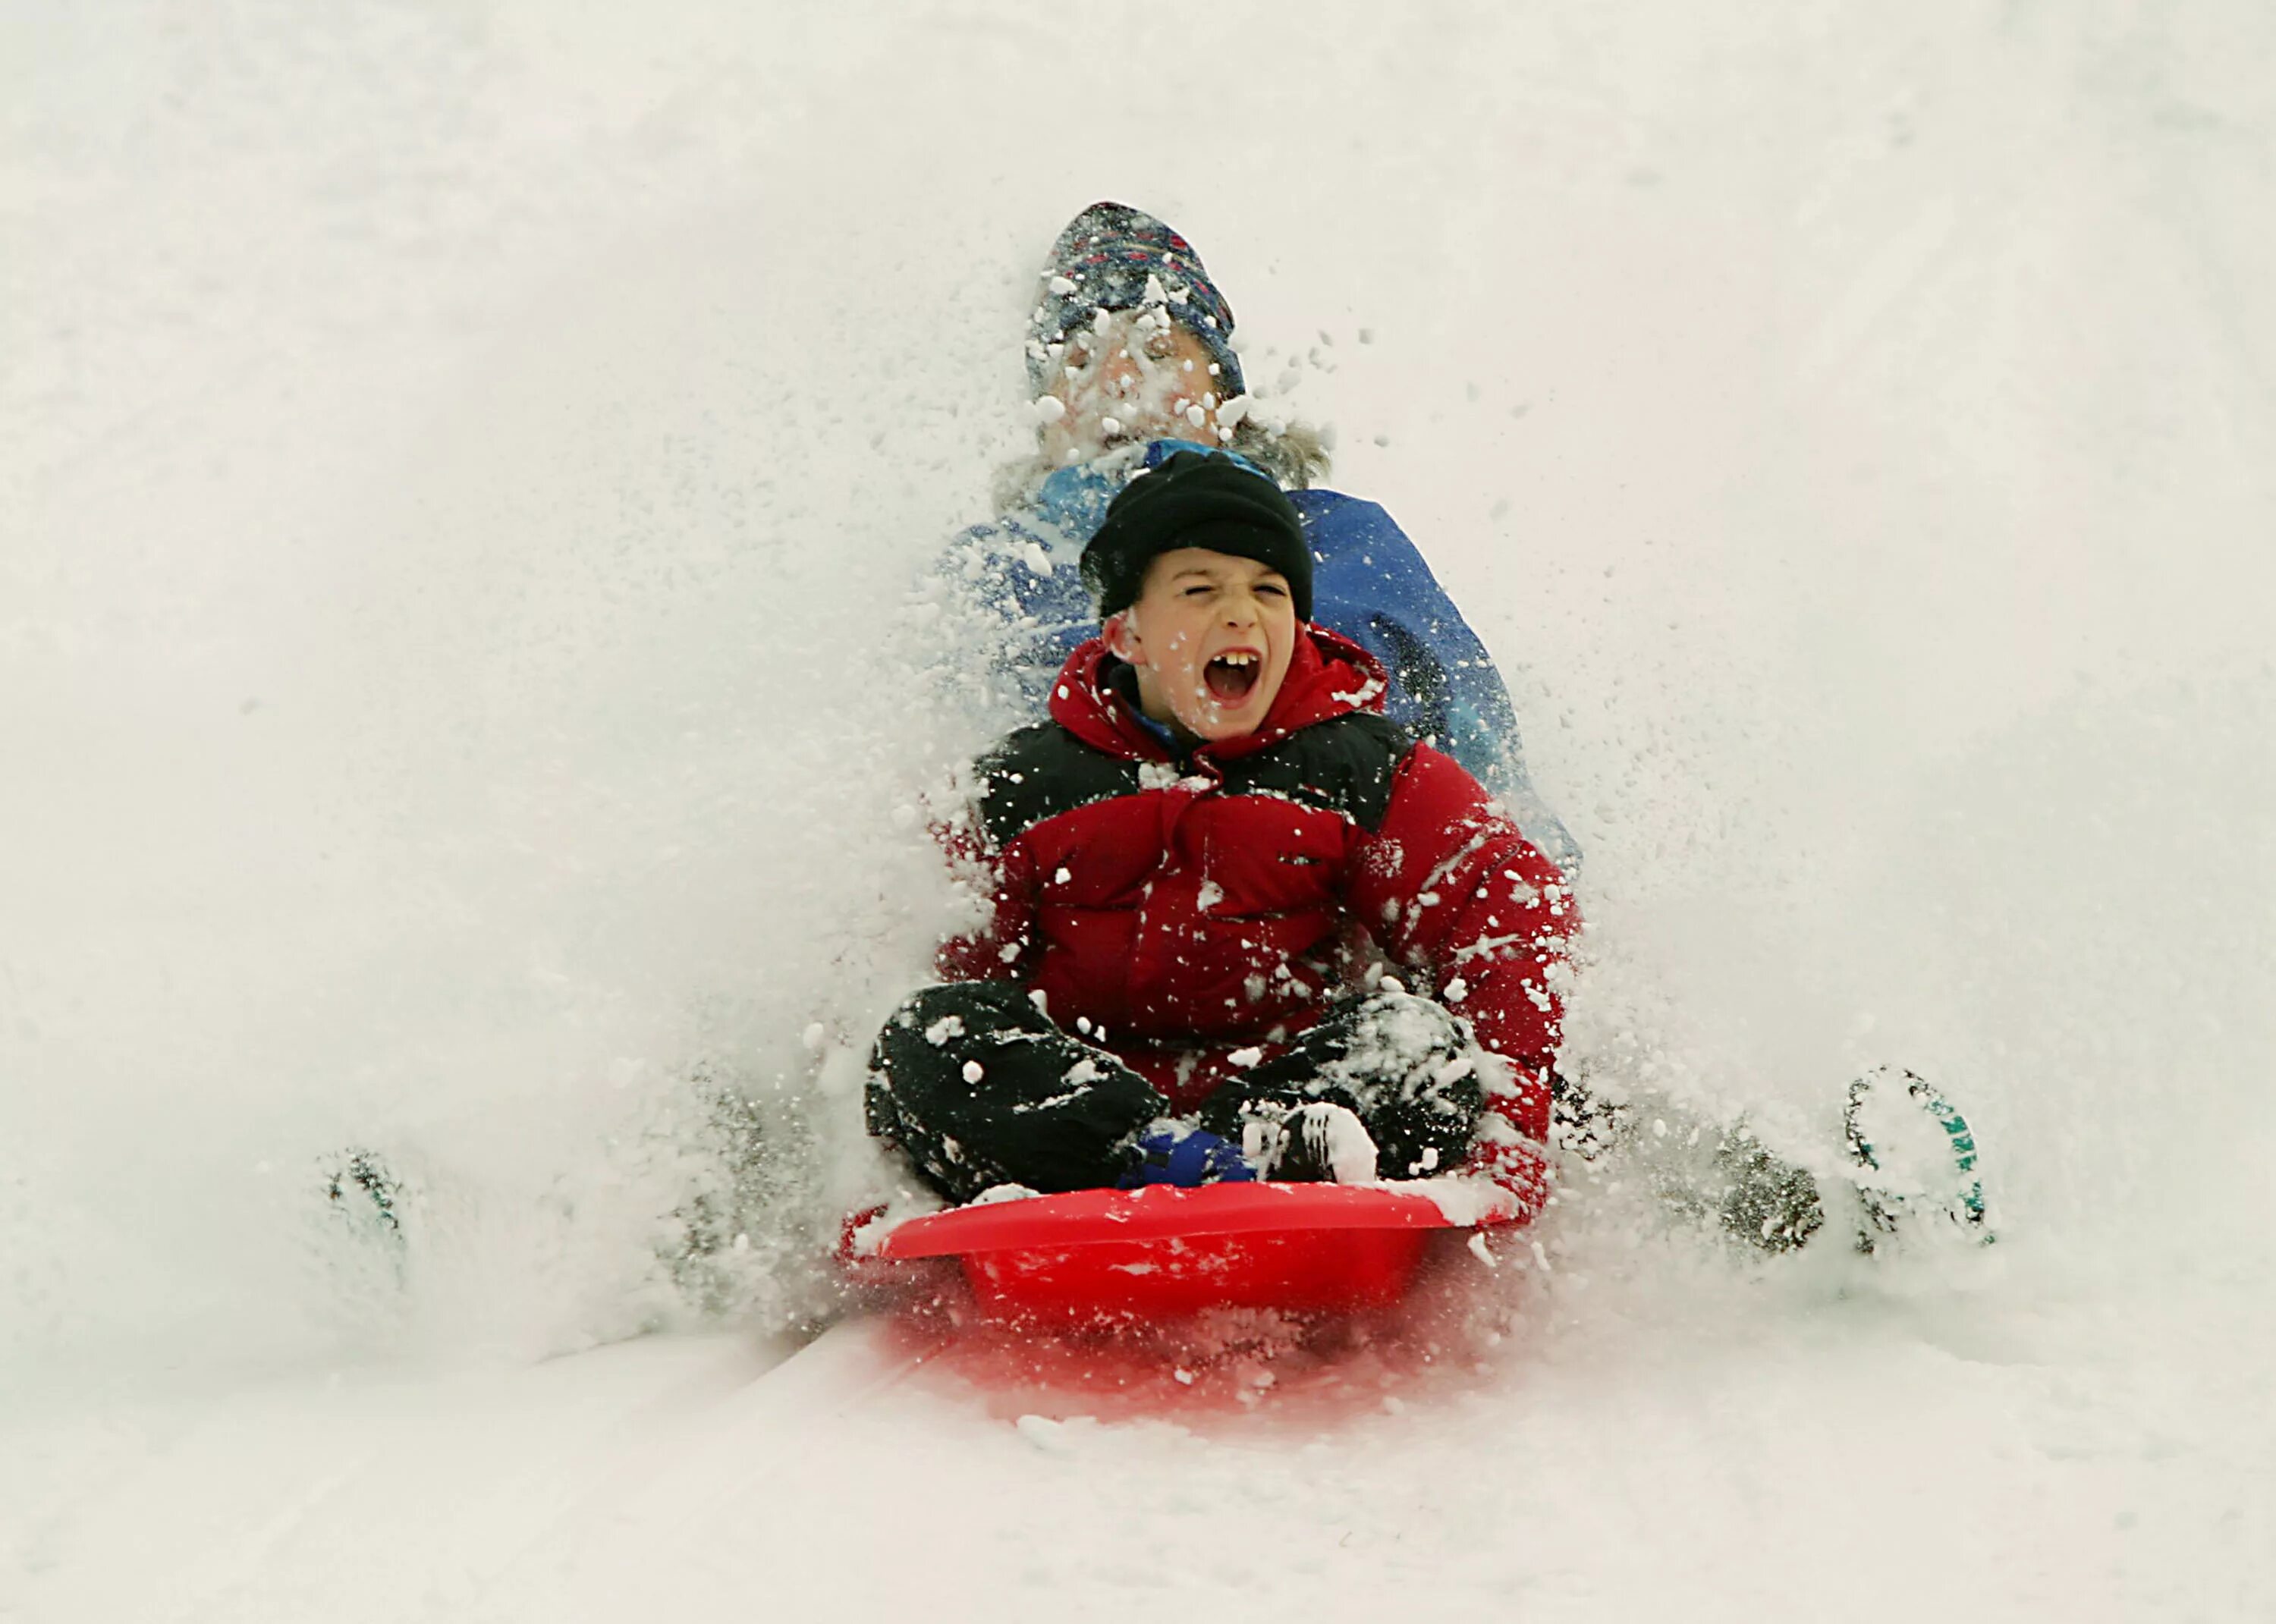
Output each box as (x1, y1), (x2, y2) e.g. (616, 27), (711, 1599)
(1204, 651), (1262, 704)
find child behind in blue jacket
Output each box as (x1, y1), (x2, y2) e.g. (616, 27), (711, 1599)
(942, 201), (1580, 875)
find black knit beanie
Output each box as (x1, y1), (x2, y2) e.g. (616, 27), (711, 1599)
(1080, 451), (1312, 621)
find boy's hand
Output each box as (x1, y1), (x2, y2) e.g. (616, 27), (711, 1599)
(1119, 1123), (1260, 1189)
(1247, 1102), (1380, 1183)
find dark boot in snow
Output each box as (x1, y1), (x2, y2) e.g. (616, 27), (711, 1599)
(321, 1148), (404, 1244)
(1549, 1070), (1630, 1164)
(1550, 1066), (1993, 1257)
(1712, 1126), (1826, 1253)
(1553, 1077), (1826, 1253)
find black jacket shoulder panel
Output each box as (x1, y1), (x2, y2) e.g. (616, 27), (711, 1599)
(974, 723), (1145, 850)
(1216, 711), (1410, 832)
(975, 710), (1410, 850)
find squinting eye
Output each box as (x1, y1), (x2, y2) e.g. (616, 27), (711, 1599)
(1257, 583), (1287, 597)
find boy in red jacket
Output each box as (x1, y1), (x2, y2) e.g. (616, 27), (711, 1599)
(866, 451), (1576, 1210)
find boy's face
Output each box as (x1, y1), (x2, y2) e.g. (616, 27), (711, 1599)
(1104, 548), (1297, 743)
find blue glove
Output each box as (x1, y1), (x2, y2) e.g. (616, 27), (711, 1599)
(1119, 1123), (1259, 1189)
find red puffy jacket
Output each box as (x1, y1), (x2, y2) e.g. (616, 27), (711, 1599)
(938, 627), (1577, 1181)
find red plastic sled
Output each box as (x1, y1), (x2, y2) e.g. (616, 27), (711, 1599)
(865, 1180), (1523, 1326)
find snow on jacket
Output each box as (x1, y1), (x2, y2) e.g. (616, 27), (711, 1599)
(949, 439), (1580, 874)
(936, 624), (1577, 1189)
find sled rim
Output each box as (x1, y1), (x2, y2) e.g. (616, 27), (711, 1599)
(870, 1178), (1518, 1262)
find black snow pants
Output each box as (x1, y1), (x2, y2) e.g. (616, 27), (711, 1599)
(866, 982), (1487, 1205)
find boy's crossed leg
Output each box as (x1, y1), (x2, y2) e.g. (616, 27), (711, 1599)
(866, 982), (1168, 1205)
(1196, 991), (1484, 1181)
(867, 984), (1491, 1204)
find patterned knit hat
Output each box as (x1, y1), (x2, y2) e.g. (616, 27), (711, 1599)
(1026, 202), (1246, 399)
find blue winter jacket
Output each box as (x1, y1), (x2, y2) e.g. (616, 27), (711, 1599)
(949, 439), (1577, 872)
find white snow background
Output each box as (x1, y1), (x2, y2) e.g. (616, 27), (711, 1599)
(5, 2), (2272, 1619)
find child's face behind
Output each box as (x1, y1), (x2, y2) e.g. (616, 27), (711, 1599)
(1039, 311), (1224, 463)
(1105, 547), (1297, 743)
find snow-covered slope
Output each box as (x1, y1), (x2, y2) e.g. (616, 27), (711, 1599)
(5, 3), (2271, 1619)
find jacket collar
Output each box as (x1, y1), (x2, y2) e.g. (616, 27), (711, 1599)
(1023, 438), (1275, 551)
(1047, 624), (1389, 766)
